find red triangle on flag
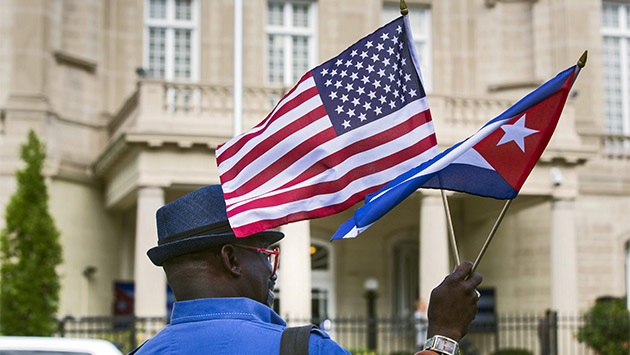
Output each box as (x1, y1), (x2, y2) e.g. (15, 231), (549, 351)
(473, 78), (573, 191)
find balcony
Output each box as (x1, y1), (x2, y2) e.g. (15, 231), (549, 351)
(104, 80), (629, 167)
(107, 79), (287, 145)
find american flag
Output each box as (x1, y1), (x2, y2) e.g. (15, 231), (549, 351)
(217, 16), (438, 237)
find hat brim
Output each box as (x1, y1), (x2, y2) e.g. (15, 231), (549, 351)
(147, 230), (284, 266)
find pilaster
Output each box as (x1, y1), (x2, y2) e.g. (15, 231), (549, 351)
(419, 191), (451, 303)
(134, 186), (166, 318)
(279, 220), (312, 323)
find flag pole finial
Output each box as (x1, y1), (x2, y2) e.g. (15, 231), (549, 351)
(577, 50), (588, 68)
(400, 0), (408, 15)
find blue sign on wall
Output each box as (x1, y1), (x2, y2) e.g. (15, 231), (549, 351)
(114, 281), (175, 322)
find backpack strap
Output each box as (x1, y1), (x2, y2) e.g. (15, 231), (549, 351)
(280, 324), (316, 355)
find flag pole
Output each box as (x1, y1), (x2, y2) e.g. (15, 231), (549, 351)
(400, 0), (408, 15)
(233, 0), (243, 137)
(441, 190), (461, 265)
(470, 199), (512, 275)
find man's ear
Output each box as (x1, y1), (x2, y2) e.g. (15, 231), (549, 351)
(220, 244), (241, 277)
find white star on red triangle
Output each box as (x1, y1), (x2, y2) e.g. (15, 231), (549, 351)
(497, 114), (538, 152)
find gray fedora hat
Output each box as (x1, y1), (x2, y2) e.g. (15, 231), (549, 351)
(147, 184), (284, 266)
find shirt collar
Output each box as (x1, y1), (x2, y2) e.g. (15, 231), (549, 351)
(170, 297), (286, 326)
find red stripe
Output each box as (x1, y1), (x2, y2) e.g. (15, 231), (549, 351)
(225, 108), (433, 200)
(231, 185), (385, 238)
(220, 105), (331, 187)
(223, 126), (337, 199)
(248, 108), (431, 197)
(217, 72), (315, 162)
(275, 109), (433, 191)
(226, 133), (437, 216)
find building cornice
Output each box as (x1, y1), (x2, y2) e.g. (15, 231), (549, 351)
(92, 132), (226, 177)
(485, 0), (538, 8)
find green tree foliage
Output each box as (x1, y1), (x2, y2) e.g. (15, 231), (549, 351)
(577, 296), (630, 355)
(491, 349), (532, 355)
(0, 130), (63, 335)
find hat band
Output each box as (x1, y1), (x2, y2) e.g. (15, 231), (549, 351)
(158, 220), (233, 245)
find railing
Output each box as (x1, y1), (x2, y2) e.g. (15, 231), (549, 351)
(108, 79), (287, 140)
(112, 81), (630, 163)
(429, 94), (513, 131)
(598, 133), (630, 159)
(56, 312), (618, 355)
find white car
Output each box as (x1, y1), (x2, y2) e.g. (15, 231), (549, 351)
(0, 337), (124, 355)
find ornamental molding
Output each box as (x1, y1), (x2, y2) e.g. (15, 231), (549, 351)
(485, 0), (538, 8)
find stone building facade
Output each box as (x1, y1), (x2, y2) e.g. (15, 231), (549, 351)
(1, 0), (629, 333)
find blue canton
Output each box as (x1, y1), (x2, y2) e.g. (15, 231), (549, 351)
(312, 17), (426, 136)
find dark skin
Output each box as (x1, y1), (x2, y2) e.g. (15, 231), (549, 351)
(426, 261), (483, 342)
(163, 236), (277, 307)
(165, 237), (481, 345)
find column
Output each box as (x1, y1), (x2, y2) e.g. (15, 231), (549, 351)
(279, 220), (312, 324)
(134, 186), (167, 318)
(419, 192), (451, 303)
(550, 197), (578, 313)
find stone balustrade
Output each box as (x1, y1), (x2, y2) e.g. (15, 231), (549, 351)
(598, 134), (630, 159)
(108, 80), (630, 161)
(109, 79), (287, 140)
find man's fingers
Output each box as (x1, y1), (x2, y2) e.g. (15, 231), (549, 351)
(451, 261), (474, 280)
(466, 272), (483, 289)
(448, 262), (483, 296)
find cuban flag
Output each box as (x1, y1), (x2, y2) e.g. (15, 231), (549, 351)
(332, 61), (582, 240)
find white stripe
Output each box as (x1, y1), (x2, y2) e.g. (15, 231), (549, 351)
(217, 76), (317, 157)
(224, 98), (433, 206)
(225, 116), (436, 209)
(218, 88), (322, 174)
(451, 148), (494, 170)
(339, 222), (375, 239)
(341, 226), (360, 239)
(367, 117), (512, 203)
(222, 111), (331, 192)
(227, 147), (437, 227)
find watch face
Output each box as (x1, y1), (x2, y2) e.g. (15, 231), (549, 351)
(436, 338), (455, 351)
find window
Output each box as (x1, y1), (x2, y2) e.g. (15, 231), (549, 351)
(602, 2), (630, 138)
(144, 0), (199, 81)
(392, 240), (418, 317)
(266, 1), (317, 86)
(382, 4), (432, 92)
(310, 243), (329, 270)
(273, 240), (335, 323)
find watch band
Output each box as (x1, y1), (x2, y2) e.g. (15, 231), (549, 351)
(424, 335), (460, 355)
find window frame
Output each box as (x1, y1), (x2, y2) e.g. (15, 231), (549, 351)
(601, 1), (630, 136)
(382, 4), (433, 92)
(143, 0), (200, 82)
(265, 0), (318, 86)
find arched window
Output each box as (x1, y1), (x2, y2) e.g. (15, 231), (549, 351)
(272, 239), (335, 323)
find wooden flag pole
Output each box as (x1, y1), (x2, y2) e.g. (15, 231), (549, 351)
(441, 190), (461, 265)
(400, 0), (408, 15)
(470, 199), (512, 275)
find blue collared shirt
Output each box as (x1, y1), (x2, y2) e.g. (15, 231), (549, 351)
(134, 297), (350, 354)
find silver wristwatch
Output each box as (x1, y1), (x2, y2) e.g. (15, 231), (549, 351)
(424, 335), (460, 355)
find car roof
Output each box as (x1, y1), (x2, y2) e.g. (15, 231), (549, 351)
(0, 337), (123, 354)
